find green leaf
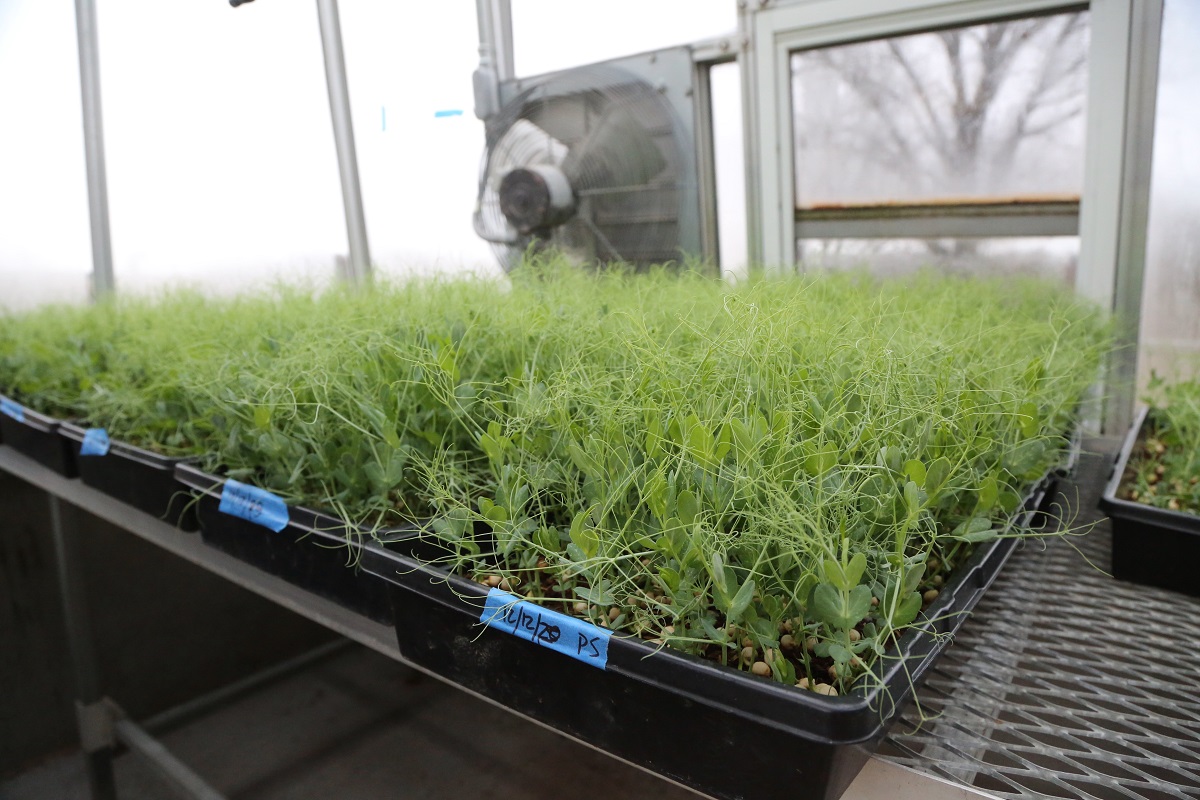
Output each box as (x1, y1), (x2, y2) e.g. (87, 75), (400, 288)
(569, 509), (599, 559)
(710, 553), (727, 594)
(904, 480), (921, 515)
(952, 516), (997, 542)
(643, 472), (668, 522)
(677, 489), (700, 527)
(253, 405), (271, 430)
(903, 459), (926, 487)
(574, 583), (614, 607)
(844, 552), (868, 589)
(1017, 400), (1039, 438)
(827, 643), (852, 664)
(658, 567), (681, 593)
(812, 583), (871, 630)
(645, 414), (665, 460)
(975, 473), (999, 514)
(889, 592), (923, 627)
(902, 563), (926, 595)
(822, 559), (849, 592)
(925, 457), (952, 495)
(804, 445), (838, 476)
(567, 440), (600, 477)
(727, 577), (756, 623)
(533, 526), (560, 552)
(846, 584), (872, 623)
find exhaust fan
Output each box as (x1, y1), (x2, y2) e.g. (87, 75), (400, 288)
(473, 52), (704, 271)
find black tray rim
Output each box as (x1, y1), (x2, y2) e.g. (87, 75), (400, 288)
(1099, 405), (1200, 536)
(362, 469), (1055, 745)
(173, 462), (423, 545)
(59, 421), (198, 471)
(0, 392), (61, 435)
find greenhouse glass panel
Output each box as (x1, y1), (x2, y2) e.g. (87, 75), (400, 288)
(1140, 0), (1200, 385)
(790, 11), (1089, 210)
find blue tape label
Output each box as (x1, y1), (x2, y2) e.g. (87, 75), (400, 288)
(0, 398), (24, 422)
(480, 589), (611, 669)
(79, 428), (110, 457)
(218, 479), (289, 533)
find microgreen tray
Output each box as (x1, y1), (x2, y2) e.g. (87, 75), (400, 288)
(0, 394), (77, 477)
(59, 423), (198, 531)
(175, 463), (409, 624)
(361, 475), (1056, 800)
(1100, 405), (1200, 598)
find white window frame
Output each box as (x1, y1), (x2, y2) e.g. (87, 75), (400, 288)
(738, 0), (1163, 432)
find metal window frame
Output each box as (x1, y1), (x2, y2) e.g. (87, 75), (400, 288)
(740, 0), (1163, 432)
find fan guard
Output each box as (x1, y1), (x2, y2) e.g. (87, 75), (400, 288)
(474, 66), (686, 271)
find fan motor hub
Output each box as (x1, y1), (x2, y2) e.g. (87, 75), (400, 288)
(499, 165), (575, 234)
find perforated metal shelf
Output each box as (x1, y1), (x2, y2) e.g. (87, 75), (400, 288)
(880, 440), (1200, 800)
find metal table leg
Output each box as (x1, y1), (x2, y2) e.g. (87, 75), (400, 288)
(48, 495), (117, 800)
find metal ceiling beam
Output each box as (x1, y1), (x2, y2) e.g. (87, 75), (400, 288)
(73, 0), (116, 301)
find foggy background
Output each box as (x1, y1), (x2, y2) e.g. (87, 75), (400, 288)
(0, 0), (1195, 379)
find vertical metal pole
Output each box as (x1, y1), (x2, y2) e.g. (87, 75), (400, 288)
(737, 3), (763, 272)
(316, 0), (371, 284)
(49, 497), (117, 800)
(73, 0), (116, 300)
(493, 0), (515, 83)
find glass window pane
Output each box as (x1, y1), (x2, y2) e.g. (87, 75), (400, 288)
(796, 237), (1079, 284)
(791, 12), (1089, 208)
(1140, 0), (1200, 385)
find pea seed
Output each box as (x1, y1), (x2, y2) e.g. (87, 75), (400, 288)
(796, 678), (810, 689)
(814, 683), (838, 697)
(780, 634), (796, 651)
(931, 575), (944, 587)
(848, 629), (861, 642)
(740, 646), (756, 664)
(805, 636), (818, 653)
(751, 661), (771, 677)
(573, 601), (588, 615)
(608, 607), (621, 622)
(742, 636), (754, 649)
(923, 589), (940, 604)
(485, 575), (502, 588)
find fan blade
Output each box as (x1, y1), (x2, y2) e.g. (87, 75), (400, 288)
(561, 103), (667, 192)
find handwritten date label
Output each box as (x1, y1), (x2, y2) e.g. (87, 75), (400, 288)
(480, 588), (611, 669)
(218, 479), (289, 532)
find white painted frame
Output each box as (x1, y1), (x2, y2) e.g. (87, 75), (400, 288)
(739, 0), (1163, 431)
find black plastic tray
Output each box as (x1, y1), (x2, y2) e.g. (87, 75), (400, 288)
(0, 394), (77, 477)
(1100, 405), (1200, 597)
(59, 423), (198, 531)
(175, 463), (419, 625)
(361, 476), (1056, 800)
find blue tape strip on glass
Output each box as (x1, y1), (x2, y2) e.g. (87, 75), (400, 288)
(433, 109), (463, 118)
(218, 479), (289, 533)
(0, 398), (24, 422)
(480, 588), (611, 669)
(79, 428), (110, 457)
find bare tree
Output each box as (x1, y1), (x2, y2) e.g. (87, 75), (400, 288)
(793, 11), (1089, 259)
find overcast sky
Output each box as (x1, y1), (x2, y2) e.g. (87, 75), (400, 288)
(0, 1), (1194, 311)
